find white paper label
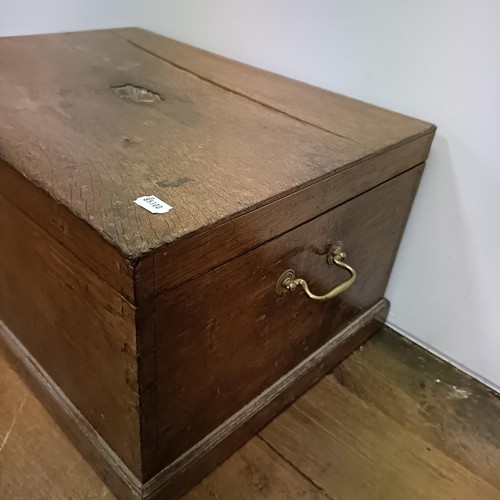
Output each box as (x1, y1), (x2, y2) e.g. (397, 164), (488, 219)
(134, 195), (173, 214)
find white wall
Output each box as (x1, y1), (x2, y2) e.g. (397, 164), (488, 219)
(0, 0), (136, 36)
(3, 1), (500, 390)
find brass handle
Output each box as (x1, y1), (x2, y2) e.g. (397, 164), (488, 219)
(276, 242), (356, 302)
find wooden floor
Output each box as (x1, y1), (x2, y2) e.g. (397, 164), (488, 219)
(1, 326), (500, 499)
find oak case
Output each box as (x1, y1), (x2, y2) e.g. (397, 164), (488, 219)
(0, 28), (435, 499)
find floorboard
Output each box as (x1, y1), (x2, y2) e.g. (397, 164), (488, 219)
(1, 326), (499, 500)
(0, 354), (114, 500)
(331, 327), (500, 491)
(260, 377), (499, 500)
(184, 438), (329, 500)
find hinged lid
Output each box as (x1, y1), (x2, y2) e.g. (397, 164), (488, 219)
(0, 29), (435, 296)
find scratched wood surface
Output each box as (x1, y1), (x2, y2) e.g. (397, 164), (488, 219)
(0, 194), (141, 476)
(150, 168), (422, 470)
(0, 30), (433, 258)
(115, 28), (428, 150)
(2, 326), (499, 499)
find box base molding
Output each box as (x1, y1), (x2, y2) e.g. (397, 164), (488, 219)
(0, 318), (142, 500)
(0, 298), (388, 500)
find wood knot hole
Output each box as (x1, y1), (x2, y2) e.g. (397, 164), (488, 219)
(111, 84), (162, 103)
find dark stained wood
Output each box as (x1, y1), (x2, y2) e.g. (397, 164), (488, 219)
(0, 319), (141, 500)
(145, 166), (423, 477)
(0, 159), (135, 302)
(3, 326), (500, 500)
(0, 30), (361, 258)
(332, 327), (500, 491)
(0, 195), (141, 476)
(0, 28), (436, 500)
(143, 301), (388, 499)
(139, 132), (434, 298)
(0, 297), (386, 500)
(134, 258), (159, 476)
(0, 30), (434, 261)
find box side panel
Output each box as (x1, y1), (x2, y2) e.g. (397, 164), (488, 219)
(140, 133), (434, 298)
(145, 300), (389, 499)
(140, 164), (424, 478)
(0, 160), (135, 302)
(0, 194), (141, 476)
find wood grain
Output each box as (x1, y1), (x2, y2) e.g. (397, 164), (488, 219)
(0, 195), (141, 475)
(260, 377), (500, 500)
(143, 301), (388, 498)
(0, 354), (116, 500)
(0, 30), (434, 259)
(145, 166), (423, 476)
(139, 133), (433, 298)
(0, 319), (141, 500)
(184, 438), (328, 500)
(0, 159), (134, 302)
(3, 326), (499, 500)
(0, 28), (437, 498)
(332, 327), (500, 491)
(114, 28), (432, 150)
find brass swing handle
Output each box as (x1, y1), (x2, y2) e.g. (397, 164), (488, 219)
(276, 243), (356, 302)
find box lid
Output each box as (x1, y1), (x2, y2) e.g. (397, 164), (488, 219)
(0, 29), (434, 269)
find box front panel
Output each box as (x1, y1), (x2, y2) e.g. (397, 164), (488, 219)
(0, 195), (141, 476)
(145, 165), (423, 474)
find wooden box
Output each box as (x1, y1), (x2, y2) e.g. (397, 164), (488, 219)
(0, 29), (435, 499)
